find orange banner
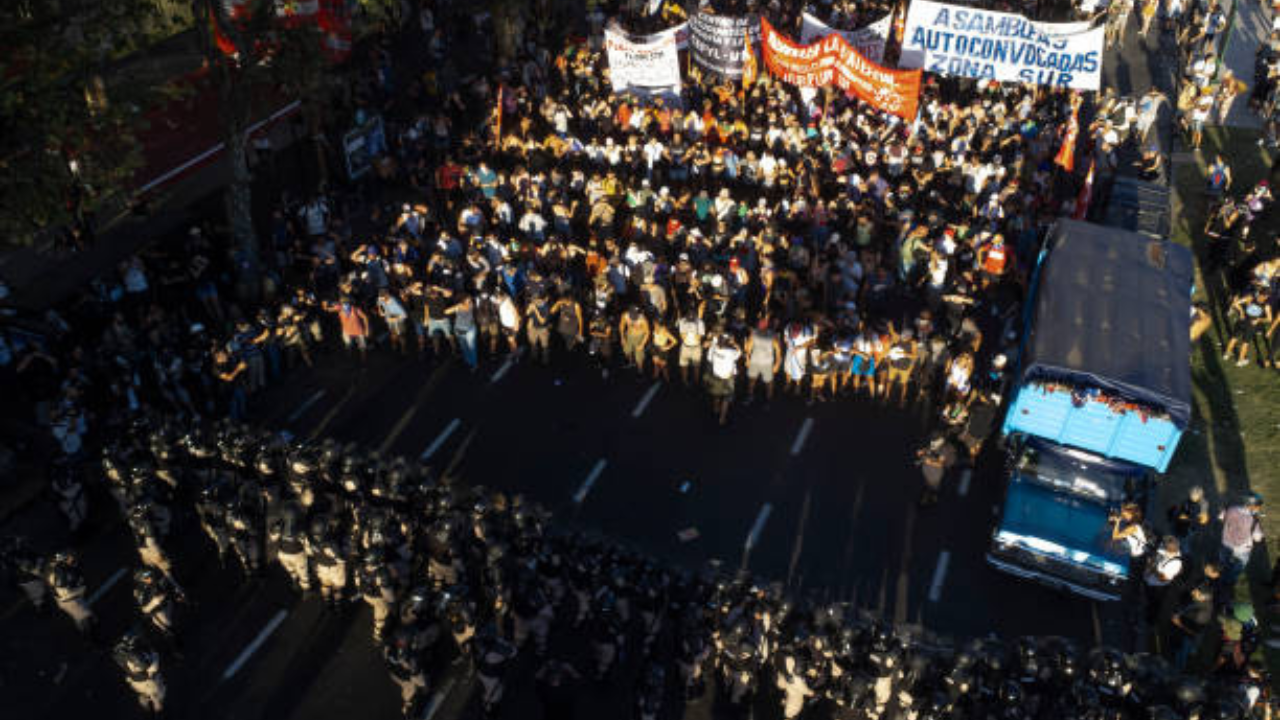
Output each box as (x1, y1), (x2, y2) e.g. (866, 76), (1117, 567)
(759, 17), (920, 120)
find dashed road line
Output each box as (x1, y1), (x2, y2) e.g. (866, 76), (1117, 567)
(927, 551), (951, 603)
(421, 418), (462, 461)
(380, 405), (420, 454)
(286, 389), (327, 425)
(786, 490), (812, 587)
(307, 385), (358, 440)
(572, 459), (608, 504)
(631, 381), (662, 418)
(744, 502), (774, 551)
(222, 609), (288, 681)
(87, 567), (127, 606)
(422, 677), (457, 720)
(790, 417), (814, 456)
(490, 355), (516, 384)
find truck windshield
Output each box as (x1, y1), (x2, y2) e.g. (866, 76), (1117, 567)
(1014, 445), (1133, 502)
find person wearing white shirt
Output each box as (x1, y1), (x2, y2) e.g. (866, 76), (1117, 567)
(705, 333), (741, 426)
(1143, 536), (1184, 626)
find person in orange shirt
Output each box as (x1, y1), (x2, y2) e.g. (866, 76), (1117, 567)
(326, 296), (370, 363)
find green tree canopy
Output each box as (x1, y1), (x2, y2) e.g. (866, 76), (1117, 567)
(0, 0), (191, 247)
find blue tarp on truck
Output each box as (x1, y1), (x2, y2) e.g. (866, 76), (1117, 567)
(1001, 220), (1193, 472)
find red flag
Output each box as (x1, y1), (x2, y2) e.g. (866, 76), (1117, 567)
(209, 5), (238, 56)
(1054, 97), (1081, 173)
(1054, 111), (1075, 171)
(1072, 159), (1095, 220)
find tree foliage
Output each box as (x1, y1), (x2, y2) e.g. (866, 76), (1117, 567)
(0, 0), (191, 246)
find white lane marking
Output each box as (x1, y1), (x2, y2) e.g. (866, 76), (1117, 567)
(420, 419), (462, 461)
(744, 503), (774, 551)
(928, 551), (951, 603)
(87, 567), (127, 606)
(379, 404), (419, 454)
(957, 467), (973, 497)
(786, 491), (813, 587)
(286, 389), (327, 425)
(222, 609), (289, 681)
(572, 459), (608, 504)
(789, 418), (815, 456)
(490, 356), (515, 384)
(422, 677), (457, 720)
(631, 381), (662, 418)
(308, 385), (357, 440)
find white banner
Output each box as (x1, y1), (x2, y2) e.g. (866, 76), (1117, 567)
(605, 24), (683, 97)
(799, 12), (891, 64)
(901, 0), (1103, 91)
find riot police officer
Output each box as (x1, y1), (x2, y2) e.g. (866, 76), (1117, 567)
(2, 536), (47, 611)
(512, 576), (553, 657)
(113, 632), (165, 716)
(225, 492), (264, 578)
(47, 550), (96, 636)
(133, 566), (183, 643)
(129, 505), (176, 582)
(384, 629), (428, 718)
(475, 626), (518, 717)
(310, 519), (349, 608)
(357, 551), (397, 640)
(194, 480), (233, 567)
(269, 500), (312, 593)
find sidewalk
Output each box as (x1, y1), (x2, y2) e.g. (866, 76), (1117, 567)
(0, 116), (301, 315)
(1222, 0), (1270, 128)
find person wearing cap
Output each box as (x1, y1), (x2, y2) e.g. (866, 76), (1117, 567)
(1218, 494), (1265, 587)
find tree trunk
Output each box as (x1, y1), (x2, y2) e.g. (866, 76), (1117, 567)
(219, 62), (261, 303)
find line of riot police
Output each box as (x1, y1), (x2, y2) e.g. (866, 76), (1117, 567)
(4, 411), (1274, 719)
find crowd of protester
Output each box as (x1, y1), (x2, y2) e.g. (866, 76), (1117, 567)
(0, 0), (1278, 717)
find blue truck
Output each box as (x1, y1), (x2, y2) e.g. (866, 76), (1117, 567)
(987, 219), (1193, 601)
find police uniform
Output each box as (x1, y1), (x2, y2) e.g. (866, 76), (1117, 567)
(47, 554), (95, 634)
(271, 504), (312, 593)
(226, 499), (264, 576)
(131, 513), (174, 579)
(385, 637), (428, 717)
(512, 582), (553, 656)
(5, 542), (47, 610)
(134, 568), (178, 637)
(359, 560), (397, 639)
(312, 538), (348, 605)
(117, 639), (165, 713)
(476, 633), (517, 715)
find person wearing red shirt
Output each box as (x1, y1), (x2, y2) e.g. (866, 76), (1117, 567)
(326, 297), (370, 363)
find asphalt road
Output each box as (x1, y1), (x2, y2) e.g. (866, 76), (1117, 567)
(1, 337), (1131, 720)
